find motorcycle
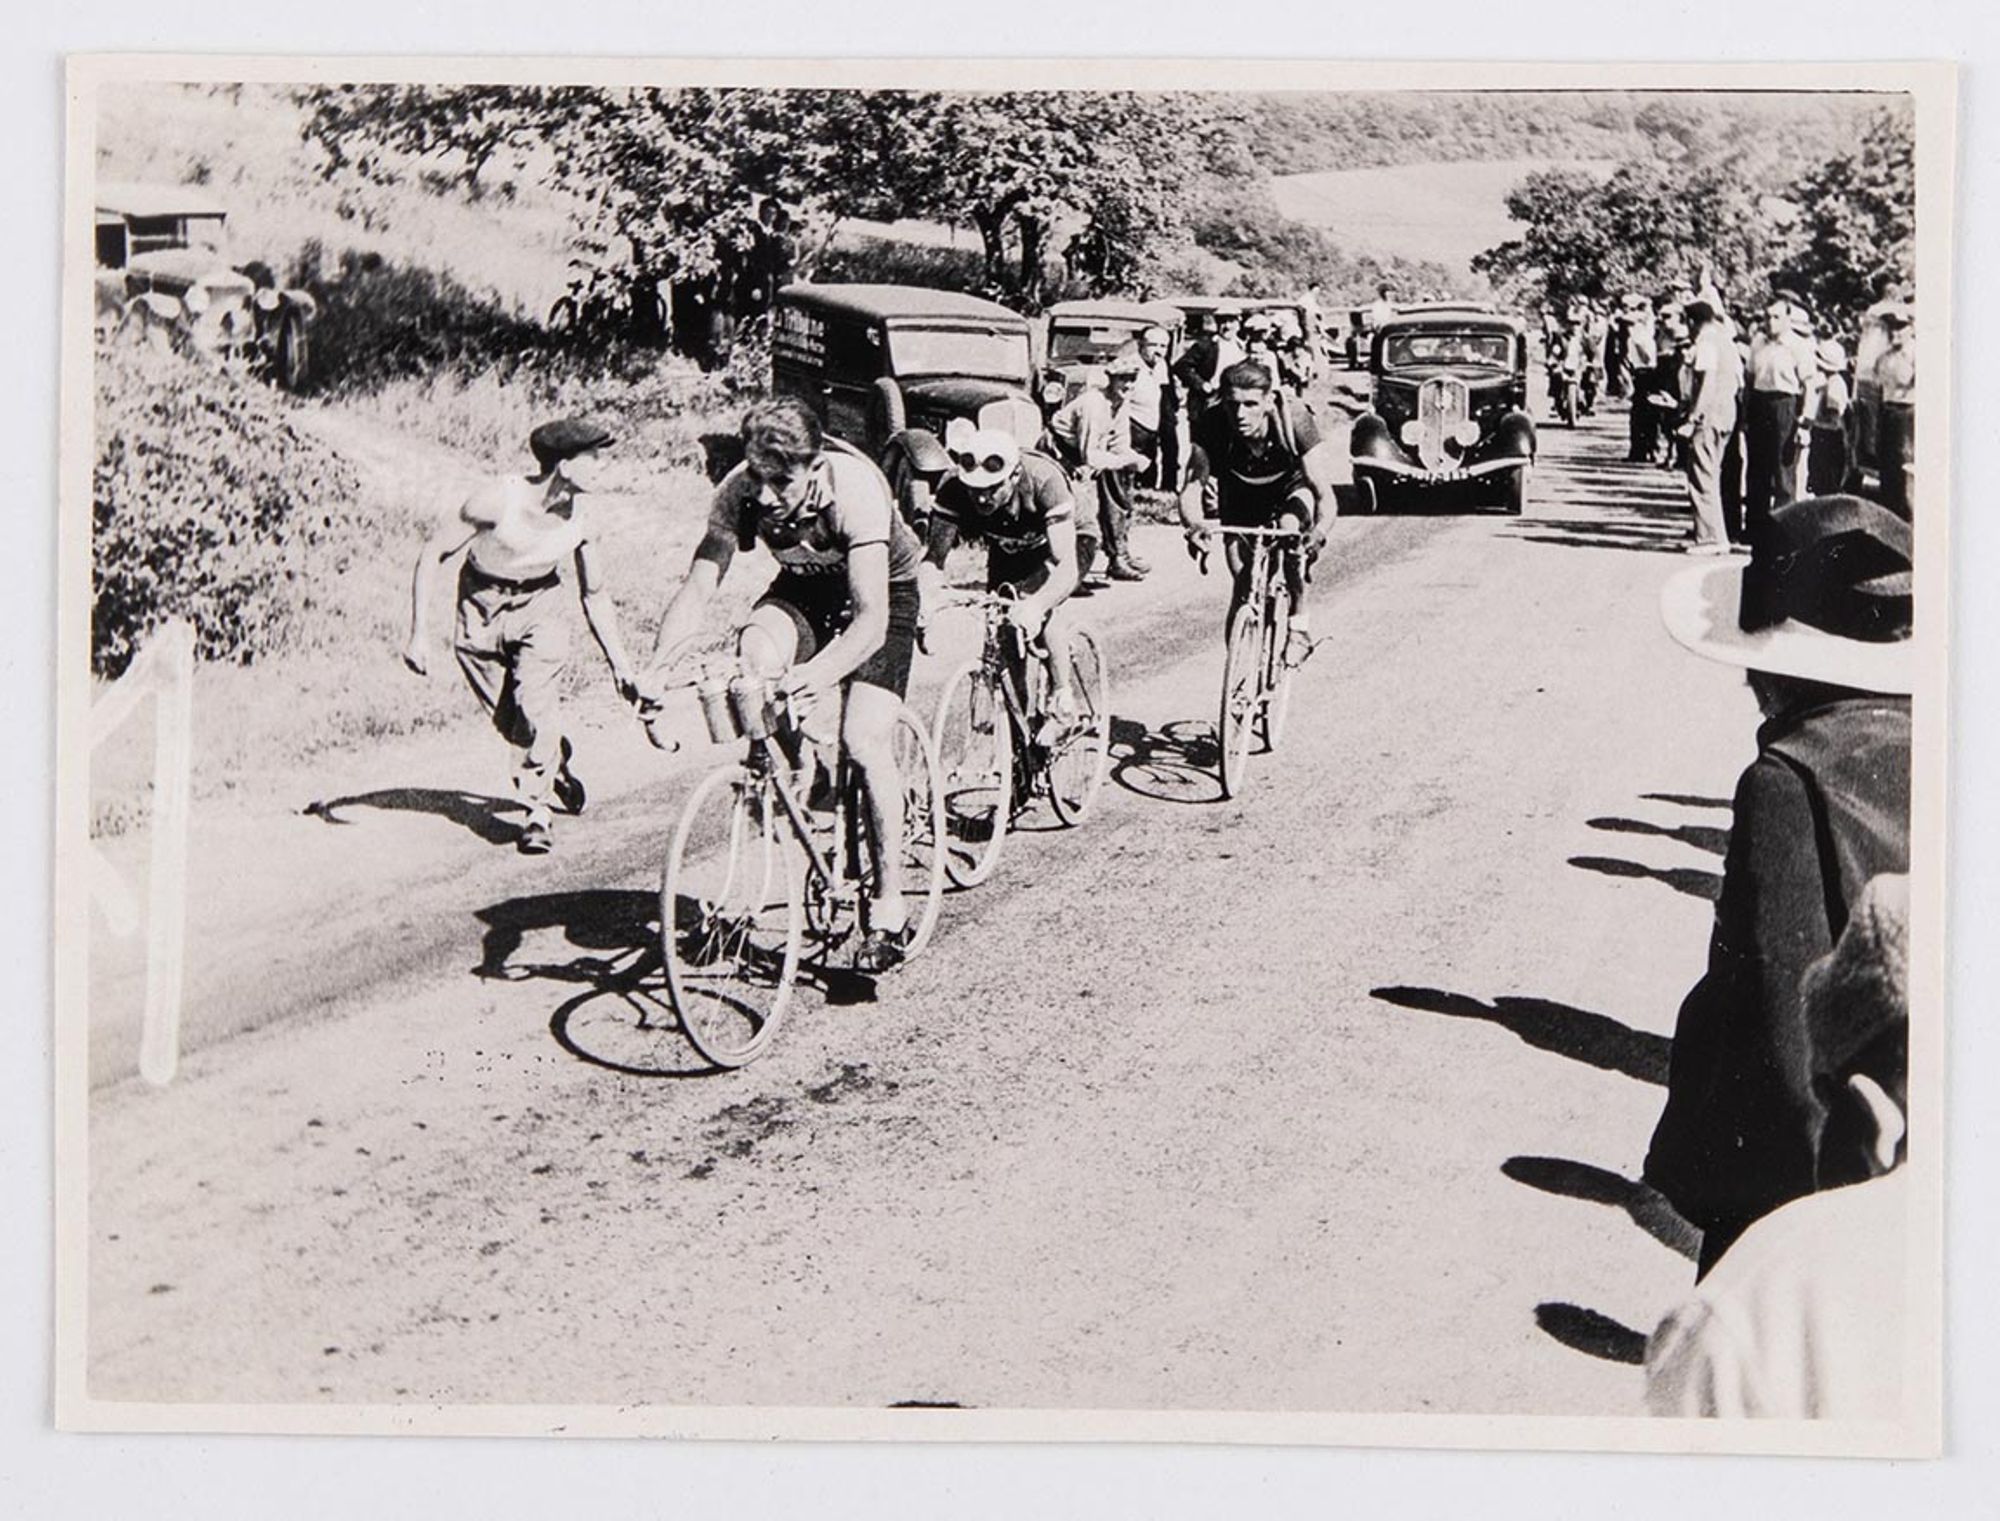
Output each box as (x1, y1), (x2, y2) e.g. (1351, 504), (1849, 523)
(1547, 359), (1578, 427)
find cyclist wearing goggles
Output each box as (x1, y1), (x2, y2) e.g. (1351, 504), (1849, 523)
(919, 427), (1083, 722)
(1178, 358), (1336, 661)
(646, 397), (925, 971)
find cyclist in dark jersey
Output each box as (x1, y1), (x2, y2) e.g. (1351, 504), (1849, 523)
(918, 428), (1083, 720)
(646, 397), (924, 971)
(1177, 358), (1337, 660)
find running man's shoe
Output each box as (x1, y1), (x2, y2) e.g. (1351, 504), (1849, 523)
(517, 819), (555, 855)
(553, 736), (587, 815)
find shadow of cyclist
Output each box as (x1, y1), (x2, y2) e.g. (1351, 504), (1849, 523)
(1107, 715), (1225, 806)
(305, 787), (522, 846)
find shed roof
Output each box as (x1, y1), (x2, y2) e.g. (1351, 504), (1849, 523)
(96, 181), (230, 220)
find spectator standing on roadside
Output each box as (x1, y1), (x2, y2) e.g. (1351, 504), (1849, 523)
(1645, 872), (1913, 1419)
(1626, 301), (1661, 462)
(402, 419), (641, 856)
(1172, 309), (1245, 423)
(1050, 358), (1151, 583)
(1874, 306), (1917, 519)
(1743, 301), (1811, 543)
(1674, 295), (1741, 553)
(1645, 493), (1913, 1275)
(1125, 326), (1178, 491)
(1805, 339), (1853, 496)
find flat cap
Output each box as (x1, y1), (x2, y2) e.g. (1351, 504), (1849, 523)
(529, 417), (616, 469)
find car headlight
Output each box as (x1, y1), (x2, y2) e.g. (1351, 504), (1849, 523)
(1452, 420), (1481, 447)
(1042, 381), (1066, 406)
(182, 286), (210, 316)
(254, 288), (283, 313)
(1399, 419), (1424, 447)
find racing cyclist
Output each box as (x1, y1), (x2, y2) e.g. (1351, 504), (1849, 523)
(1177, 358), (1338, 663)
(645, 397), (925, 973)
(918, 428), (1083, 740)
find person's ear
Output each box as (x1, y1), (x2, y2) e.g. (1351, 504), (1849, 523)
(1847, 1073), (1907, 1174)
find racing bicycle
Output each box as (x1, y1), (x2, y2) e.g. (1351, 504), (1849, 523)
(930, 588), (1112, 887)
(1202, 524), (1307, 799)
(654, 662), (947, 1068)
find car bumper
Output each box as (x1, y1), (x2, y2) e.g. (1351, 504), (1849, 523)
(1352, 455), (1529, 481)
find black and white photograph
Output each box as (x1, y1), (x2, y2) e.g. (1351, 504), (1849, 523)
(53, 55), (1952, 1459)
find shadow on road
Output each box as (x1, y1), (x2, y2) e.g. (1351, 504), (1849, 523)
(1586, 815), (1730, 857)
(1502, 1155), (1700, 1261)
(1568, 854), (1722, 902)
(1533, 1302), (1650, 1365)
(1108, 715), (1224, 806)
(305, 787), (523, 846)
(473, 888), (713, 1078)
(1642, 791), (1731, 810)
(1370, 985), (1672, 1086)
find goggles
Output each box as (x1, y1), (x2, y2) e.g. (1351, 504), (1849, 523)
(951, 450), (1013, 477)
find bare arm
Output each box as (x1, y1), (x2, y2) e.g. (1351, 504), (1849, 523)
(403, 502), (482, 674)
(1297, 440), (1340, 529)
(573, 536), (639, 701)
(1023, 515), (1079, 620)
(646, 520), (737, 677)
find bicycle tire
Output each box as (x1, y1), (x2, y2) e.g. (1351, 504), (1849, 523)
(933, 660), (1013, 887)
(1047, 625), (1112, 826)
(1262, 583), (1296, 752)
(850, 707), (949, 962)
(659, 762), (804, 1069)
(1218, 601), (1261, 798)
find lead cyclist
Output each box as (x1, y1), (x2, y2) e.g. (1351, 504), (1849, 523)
(1176, 358), (1338, 662)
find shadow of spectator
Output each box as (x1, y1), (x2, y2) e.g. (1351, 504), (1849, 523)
(1504, 531), (1689, 556)
(1371, 985), (1672, 1086)
(304, 788), (522, 846)
(1568, 854), (1722, 901)
(1502, 1155), (1700, 1260)
(1641, 791), (1731, 810)
(1108, 715), (1225, 806)
(1586, 815), (1731, 857)
(1533, 1302), (1649, 1365)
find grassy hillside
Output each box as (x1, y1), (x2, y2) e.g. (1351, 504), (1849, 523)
(1271, 159), (1616, 282)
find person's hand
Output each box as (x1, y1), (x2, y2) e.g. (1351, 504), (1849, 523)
(610, 663), (641, 705)
(779, 662), (830, 720)
(1005, 600), (1045, 640)
(401, 633), (430, 677)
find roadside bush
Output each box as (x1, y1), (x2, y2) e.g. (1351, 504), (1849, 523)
(93, 342), (361, 678)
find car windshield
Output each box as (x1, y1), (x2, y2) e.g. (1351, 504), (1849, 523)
(1049, 323), (1142, 365)
(888, 324), (1032, 381)
(1384, 330), (1513, 370)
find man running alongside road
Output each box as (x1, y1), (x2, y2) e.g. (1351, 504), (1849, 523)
(918, 428), (1084, 736)
(1177, 359), (1337, 662)
(403, 418), (641, 856)
(644, 398), (924, 972)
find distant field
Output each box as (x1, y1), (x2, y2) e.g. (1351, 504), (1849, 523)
(1271, 159), (1614, 282)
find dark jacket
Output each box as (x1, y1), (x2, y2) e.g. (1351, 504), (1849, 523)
(1643, 695), (1911, 1271)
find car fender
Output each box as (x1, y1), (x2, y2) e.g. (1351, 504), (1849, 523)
(884, 426), (952, 479)
(1485, 408), (1537, 464)
(1350, 412), (1404, 464)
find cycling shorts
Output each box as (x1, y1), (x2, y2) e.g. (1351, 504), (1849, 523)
(754, 572), (920, 699)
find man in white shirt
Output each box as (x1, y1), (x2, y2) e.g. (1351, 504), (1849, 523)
(1674, 296), (1742, 553)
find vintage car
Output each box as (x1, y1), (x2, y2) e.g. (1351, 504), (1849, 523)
(771, 283), (1044, 530)
(1166, 294), (1252, 338)
(1349, 306), (1536, 514)
(95, 183), (317, 390)
(1038, 297), (1183, 416)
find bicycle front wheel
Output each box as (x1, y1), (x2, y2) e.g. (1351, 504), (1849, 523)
(1048, 625), (1112, 826)
(660, 763), (804, 1069)
(933, 660), (1013, 888)
(1218, 602), (1262, 799)
(1261, 583), (1296, 752)
(852, 706), (949, 961)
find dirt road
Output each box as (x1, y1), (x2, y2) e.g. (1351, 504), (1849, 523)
(84, 405), (1757, 1416)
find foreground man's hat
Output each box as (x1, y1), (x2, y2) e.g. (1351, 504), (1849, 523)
(1659, 494), (1914, 694)
(530, 417), (616, 467)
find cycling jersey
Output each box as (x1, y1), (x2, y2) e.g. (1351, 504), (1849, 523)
(1185, 399), (1322, 525)
(709, 443), (924, 583)
(925, 453), (1075, 565)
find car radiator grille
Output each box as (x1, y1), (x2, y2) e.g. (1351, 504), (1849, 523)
(1415, 377), (1470, 471)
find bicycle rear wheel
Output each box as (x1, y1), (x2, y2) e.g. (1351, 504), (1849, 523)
(1047, 625), (1112, 826)
(932, 660), (1013, 887)
(1261, 583), (1296, 752)
(1218, 602), (1262, 798)
(660, 763), (804, 1069)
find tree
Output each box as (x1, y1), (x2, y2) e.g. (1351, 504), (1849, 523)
(1776, 108), (1916, 326)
